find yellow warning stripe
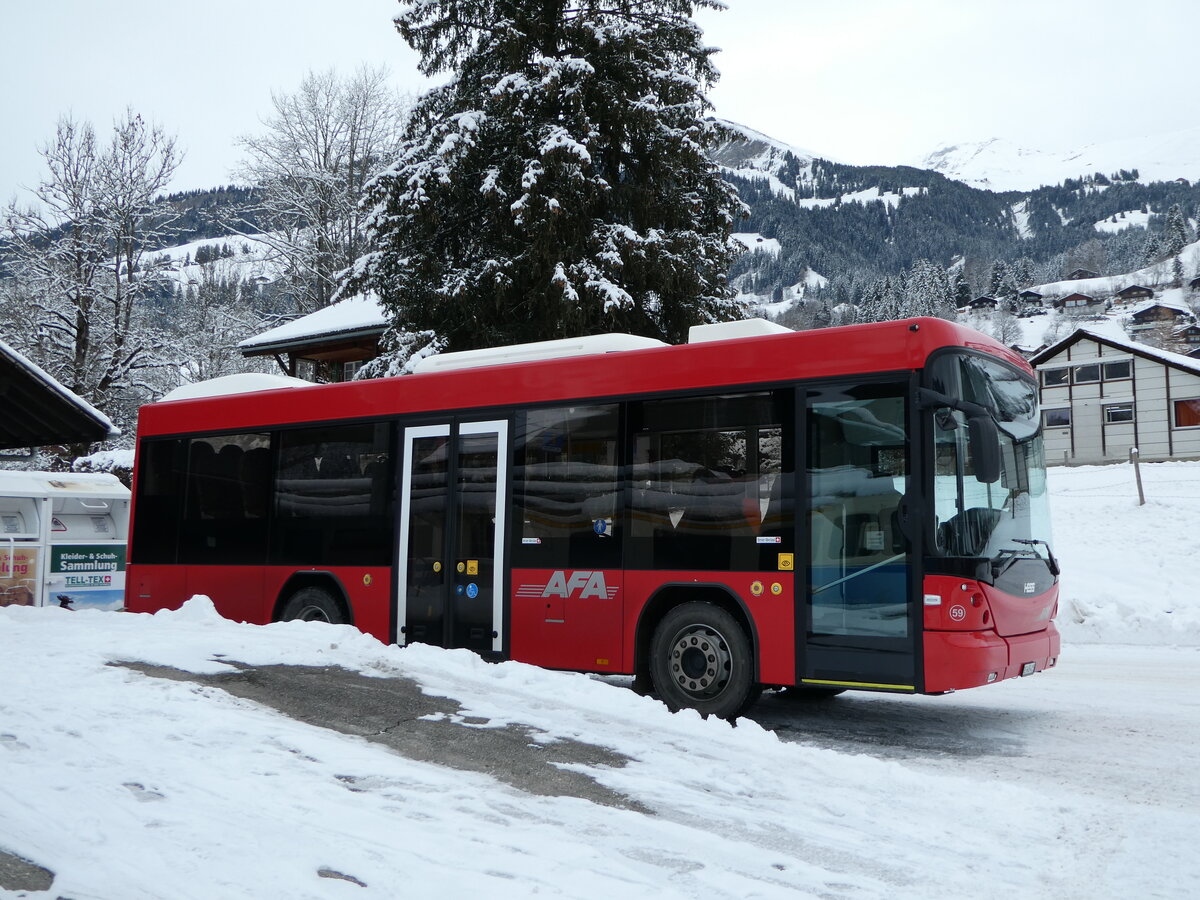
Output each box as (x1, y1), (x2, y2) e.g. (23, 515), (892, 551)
(801, 678), (915, 692)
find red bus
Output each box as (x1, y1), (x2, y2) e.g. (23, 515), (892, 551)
(127, 317), (1059, 718)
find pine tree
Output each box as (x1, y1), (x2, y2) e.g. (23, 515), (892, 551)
(1161, 203), (1190, 258)
(345, 0), (745, 374)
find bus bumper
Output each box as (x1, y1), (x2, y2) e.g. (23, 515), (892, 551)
(923, 623), (1061, 693)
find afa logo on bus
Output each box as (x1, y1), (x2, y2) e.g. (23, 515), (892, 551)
(515, 570), (619, 600)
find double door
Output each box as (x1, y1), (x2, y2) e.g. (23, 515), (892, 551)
(396, 420), (508, 654)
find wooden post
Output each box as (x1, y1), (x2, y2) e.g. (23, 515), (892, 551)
(1130, 447), (1145, 506)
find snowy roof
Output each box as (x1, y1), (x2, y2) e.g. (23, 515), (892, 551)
(1031, 326), (1200, 377)
(158, 373), (314, 403)
(0, 339), (120, 450)
(1125, 297), (1192, 317)
(238, 295), (388, 354)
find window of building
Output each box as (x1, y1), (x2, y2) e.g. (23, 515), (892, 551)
(1102, 360), (1131, 381)
(1073, 364), (1100, 384)
(1043, 408), (1071, 428)
(1175, 399), (1200, 428)
(1042, 368), (1069, 387)
(342, 360), (364, 381)
(513, 404), (621, 570)
(1103, 403), (1134, 425)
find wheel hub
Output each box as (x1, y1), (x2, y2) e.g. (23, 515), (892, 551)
(668, 624), (732, 698)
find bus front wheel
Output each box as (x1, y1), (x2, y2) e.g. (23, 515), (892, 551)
(650, 602), (757, 720)
(280, 587), (345, 624)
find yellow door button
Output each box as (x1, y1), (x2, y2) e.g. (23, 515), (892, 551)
(467, 559), (479, 576)
(778, 553), (794, 571)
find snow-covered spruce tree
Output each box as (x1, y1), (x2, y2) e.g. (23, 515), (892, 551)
(1160, 203), (1191, 260)
(345, 0), (746, 374)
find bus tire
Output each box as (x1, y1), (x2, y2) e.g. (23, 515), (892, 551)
(280, 587), (345, 624)
(650, 602), (757, 720)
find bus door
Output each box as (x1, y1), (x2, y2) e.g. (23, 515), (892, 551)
(802, 382), (916, 691)
(397, 420), (509, 654)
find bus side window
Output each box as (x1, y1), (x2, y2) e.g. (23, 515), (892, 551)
(272, 422), (394, 566)
(629, 391), (793, 572)
(513, 405), (621, 570)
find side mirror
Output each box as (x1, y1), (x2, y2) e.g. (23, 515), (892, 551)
(968, 415), (1001, 483)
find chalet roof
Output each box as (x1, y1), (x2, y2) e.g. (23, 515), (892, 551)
(1066, 269), (1099, 279)
(1030, 326), (1200, 379)
(238, 295), (388, 356)
(1126, 297), (1193, 317)
(1060, 292), (1096, 302)
(1116, 284), (1154, 296)
(0, 340), (120, 450)
(1018, 289), (1043, 299)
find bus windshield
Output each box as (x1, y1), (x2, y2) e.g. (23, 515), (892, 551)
(929, 353), (1054, 565)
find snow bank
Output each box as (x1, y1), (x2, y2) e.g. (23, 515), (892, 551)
(0, 601), (1125, 898)
(1049, 460), (1200, 646)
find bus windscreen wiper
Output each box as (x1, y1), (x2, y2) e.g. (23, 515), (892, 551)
(1013, 538), (1060, 576)
(990, 546), (1036, 580)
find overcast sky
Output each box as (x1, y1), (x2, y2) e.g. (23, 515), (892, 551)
(2, 0), (1196, 202)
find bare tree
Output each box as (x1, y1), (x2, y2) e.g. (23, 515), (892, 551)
(2, 110), (180, 438)
(234, 66), (409, 313)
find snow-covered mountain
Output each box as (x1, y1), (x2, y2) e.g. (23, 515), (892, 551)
(709, 119), (827, 199)
(917, 126), (1200, 192)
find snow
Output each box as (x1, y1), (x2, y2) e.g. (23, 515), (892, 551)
(917, 125), (1200, 191)
(795, 186), (922, 211)
(150, 234), (284, 293)
(731, 232), (780, 256)
(158, 373), (314, 402)
(1010, 199), (1033, 239)
(1094, 209), (1151, 234)
(2, 463), (1199, 897)
(1030, 239), (1200, 300)
(0, 338), (118, 439)
(236, 295), (388, 350)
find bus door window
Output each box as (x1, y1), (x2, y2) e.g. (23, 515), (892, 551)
(452, 429), (500, 650)
(807, 386), (910, 639)
(630, 391), (792, 572)
(403, 433), (450, 645)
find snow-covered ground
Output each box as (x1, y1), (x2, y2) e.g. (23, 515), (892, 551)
(1, 462), (1198, 898)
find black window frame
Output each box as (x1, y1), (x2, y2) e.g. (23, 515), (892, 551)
(1041, 368), (1069, 387)
(1043, 408), (1072, 428)
(1102, 360), (1132, 381)
(1103, 403), (1134, 425)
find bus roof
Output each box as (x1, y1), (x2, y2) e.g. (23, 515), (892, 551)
(137, 317), (1028, 438)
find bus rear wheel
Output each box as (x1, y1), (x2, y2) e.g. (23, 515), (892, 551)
(280, 587), (345, 624)
(650, 602), (757, 720)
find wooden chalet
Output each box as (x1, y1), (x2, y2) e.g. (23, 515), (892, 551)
(1128, 300), (1193, 329)
(1065, 268), (1100, 281)
(967, 295), (997, 310)
(1115, 284), (1154, 303)
(1052, 293), (1104, 312)
(238, 296), (388, 383)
